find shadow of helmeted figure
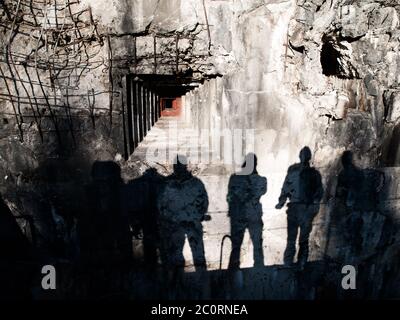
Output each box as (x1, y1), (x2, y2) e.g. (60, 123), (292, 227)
(276, 147), (323, 269)
(79, 161), (132, 266)
(157, 156), (209, 275)
(0, 193), (34, 299)
(335, 151), (385, 258)
(227, 153), (267, 269)
(125, 167), (165, 269)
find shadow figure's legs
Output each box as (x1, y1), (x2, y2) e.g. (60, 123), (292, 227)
(143, 233), (158, 267)
(142, 218), (159, 268)
(187, 222), (210, 299)
(168, 266), (185, 299)
(187, 221), (207, 270)
(298, 216), (313, 266)
(298, 205), (319, 266)
(248, 219), (264, 267)
(159, 222), (186, 298)
(347, 211), (363, 257)
(228, 221), (246, 269)
(284, 205), (299, 266)
(169, 227), (186, 299)
(170, 225), (186, 269)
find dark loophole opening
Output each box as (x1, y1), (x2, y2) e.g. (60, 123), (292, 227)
(162, 99), (174, 109)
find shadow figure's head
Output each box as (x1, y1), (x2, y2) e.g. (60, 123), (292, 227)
(299, 146), (312, 164)
(143, 167), (158, 177)
(241, 153), (258, 174)
(91, 161), (121, 182)
(173, 155), (189, 177)
(341, 150), (354, 168)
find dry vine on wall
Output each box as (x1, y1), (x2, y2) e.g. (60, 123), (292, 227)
(0, 0), (113, 145)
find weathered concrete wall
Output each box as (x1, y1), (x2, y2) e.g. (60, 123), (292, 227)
(179, 0), (400, 293)
(2, 0), (400, 299)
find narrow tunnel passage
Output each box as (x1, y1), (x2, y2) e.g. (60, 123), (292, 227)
(124, 74), (200, 157)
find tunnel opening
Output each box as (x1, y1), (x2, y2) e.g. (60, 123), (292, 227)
(124, 73), (200, 157)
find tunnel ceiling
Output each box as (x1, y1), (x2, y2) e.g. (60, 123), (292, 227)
(134, 74), (202, 98)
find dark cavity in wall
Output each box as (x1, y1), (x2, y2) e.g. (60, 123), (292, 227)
(321, 39), (341, 77)
(320, 35), (360, 79)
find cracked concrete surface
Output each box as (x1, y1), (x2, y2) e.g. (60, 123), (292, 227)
(1, 0), (400, 299)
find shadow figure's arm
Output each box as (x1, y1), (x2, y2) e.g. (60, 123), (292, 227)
(376, 170), (385, 193)
(202, 185), (209, 215)
(276, 171), (291, 207)
(194, 180), (209, 221)
(313, 171), (324, 203)
(262, 177), (267, 196)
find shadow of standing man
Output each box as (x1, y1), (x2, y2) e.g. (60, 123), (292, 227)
(125, 168), (165, 269)
(275, 147), (323, 269)
(227, 153), (267, 270)
(157, 155), (210, 297)
(336, 150), (385, 258)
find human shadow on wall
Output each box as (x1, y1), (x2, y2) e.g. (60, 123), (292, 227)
(0, 192), (35, 299)
(320, 150), (396, 299)
(79, 161), (132, 265)
(76, 161), (132, 298)
(31, 155), (91, 262)
(275, 146), (324, 269)
(124, 167), (165, 269)
(157, 156), (209, 282)
(331, 151), (385, 261)
(227, 153), (267, 270)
